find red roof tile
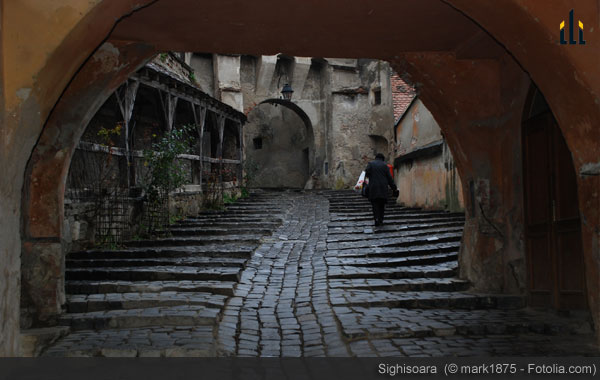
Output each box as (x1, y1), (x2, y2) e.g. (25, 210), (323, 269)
(390, 71), (416, 122)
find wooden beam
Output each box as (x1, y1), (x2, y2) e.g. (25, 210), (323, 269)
(76, 141), (240, 164)
(217, 114), (226, 197)
(134, 76), (244, 124)
(114, 79), (139, 188)
(237, 120), (244, 184)
(157, 89), (178, 131)
(192, 105), (207, 191)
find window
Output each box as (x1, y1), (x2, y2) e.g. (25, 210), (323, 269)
(373, 89), (381, 105)
(253, 137), (263, 150)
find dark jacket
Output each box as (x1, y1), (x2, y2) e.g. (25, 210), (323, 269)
(365, 158), (397, 201)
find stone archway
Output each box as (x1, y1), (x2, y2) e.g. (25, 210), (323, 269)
(2, 0), (600, 354)
(244, 99), (315, 189)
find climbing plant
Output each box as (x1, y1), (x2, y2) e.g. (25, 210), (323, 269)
(141, 125), (193, 233)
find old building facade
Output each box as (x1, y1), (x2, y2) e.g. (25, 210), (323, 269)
(189, 54), (394, 189)
(393, 97), (464, 212)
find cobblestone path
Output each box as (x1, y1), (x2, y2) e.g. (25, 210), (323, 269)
(44, 190), (598, 356)
(44, 191), (291, 356)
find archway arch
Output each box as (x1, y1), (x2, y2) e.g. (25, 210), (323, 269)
(3, 0), (599, 354)
(244, 99), (315, 188)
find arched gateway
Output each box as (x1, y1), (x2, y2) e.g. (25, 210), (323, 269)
(1, 1), (599, 354)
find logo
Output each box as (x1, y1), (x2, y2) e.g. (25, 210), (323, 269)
(560, 9), (586, 45)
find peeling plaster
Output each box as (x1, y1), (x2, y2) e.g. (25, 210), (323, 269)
(581, 162), (600, 176)
(92, 43), (124, 72)
(16, 88), (32, 101)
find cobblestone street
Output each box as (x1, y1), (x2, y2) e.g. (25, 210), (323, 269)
(43, 190), (599, 357)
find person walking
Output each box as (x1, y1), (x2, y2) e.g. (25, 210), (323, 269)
(364, 153), (398, 226)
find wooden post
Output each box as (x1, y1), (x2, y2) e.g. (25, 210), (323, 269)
(237, 120), (244, 187)
(115, 79), (139, 189)
(217, 114), (226, 200)
(192, 103), (207, 191)
(158, 89), (178, 131)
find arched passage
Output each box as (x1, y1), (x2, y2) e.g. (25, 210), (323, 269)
(244, 99), (315, 189)
(2, 0), (599, 354)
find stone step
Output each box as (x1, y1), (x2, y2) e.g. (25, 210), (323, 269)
(327, 262), (458, 280)
(334, 306), (593, 341)
(197, 210), (283, 216)
(330, 242), (461, 258)
(326, 252), (458, 268)
(326, 226), (464, 243)
(327, 220), (465, 235)
(327, 201), (407, 208)
(168, 227), (274, 236)
(328, 216), (465, 228)
(330, 212), (464, 222)
(328, 205), (415, 213)
(123, 235), (262, 248)
(222, 205), (285, 211)
(330, 289), (526, 310)
(327, 232), (462, 250)
(42, 326), (215, 357)
(66, 280), (236, 296)
(179, 216), (283, 224)
(58, 305), (221, 330)
(66, 292), (228, 313)
(328, 277), (470, 292)
(66, 266), (241, 282)
(67, 256), (247, 269)
(173, 221), (281, 229)
(69, 245), (256, 260)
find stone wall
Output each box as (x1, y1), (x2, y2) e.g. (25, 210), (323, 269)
(393, 98), (464, 211)
(193, 54), (394, 189)
(244, 103), (311, 188)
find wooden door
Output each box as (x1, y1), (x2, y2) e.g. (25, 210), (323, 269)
(523, 112), (587, 310)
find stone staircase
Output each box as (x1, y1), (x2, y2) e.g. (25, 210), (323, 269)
(321, 190), (594, 344)
(46, 190), (289, 356)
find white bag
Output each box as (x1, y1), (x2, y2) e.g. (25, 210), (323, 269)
(354, 171), (366, 193)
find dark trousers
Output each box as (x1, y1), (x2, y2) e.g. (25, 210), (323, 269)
(370, 198), (386, 225)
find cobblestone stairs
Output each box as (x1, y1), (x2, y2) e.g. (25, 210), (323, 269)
(322, 190), (596, 355)
(45, 190), (289, 356)
(42, 189), (597, 357)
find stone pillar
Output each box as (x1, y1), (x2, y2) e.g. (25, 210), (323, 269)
(214, 54), (243, 112)
(291, 57), (312, 101)
(255, 55), (278, 97)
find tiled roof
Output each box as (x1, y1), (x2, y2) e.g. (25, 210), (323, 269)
(390, 71), (416, 123)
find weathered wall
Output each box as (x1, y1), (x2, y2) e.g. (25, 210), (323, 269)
(0, 0), (158, 354)
(244, 103), (311, 188)
(391, 51), (531, 302)
(197, 54), (393, 190)
(396, 99), (439, 155)
(328, 59), (394, 189)
(395, 145), (464, 212)
(394, 99), (464, 211)
(189, 54), (215, 97)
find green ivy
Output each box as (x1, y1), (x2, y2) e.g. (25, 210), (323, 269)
(142, 125), (193, 207)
